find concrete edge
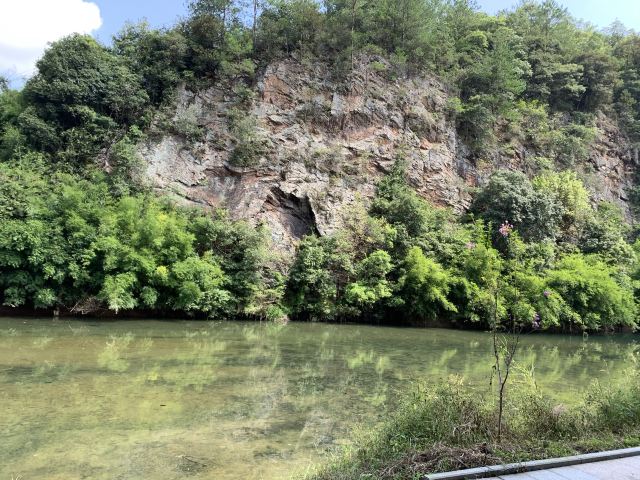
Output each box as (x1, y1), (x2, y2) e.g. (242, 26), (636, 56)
(424, 446), (640, 480)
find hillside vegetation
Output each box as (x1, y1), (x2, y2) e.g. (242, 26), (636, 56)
(2, 0), (640, 331)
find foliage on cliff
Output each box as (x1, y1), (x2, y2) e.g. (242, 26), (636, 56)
(3, 0), (640, 164)
(1, 1), (640, 329)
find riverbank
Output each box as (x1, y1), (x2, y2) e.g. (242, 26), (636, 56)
(1, 308), (636, 335)
(302, 375), (640, 480)
(0, 305), (208, 320)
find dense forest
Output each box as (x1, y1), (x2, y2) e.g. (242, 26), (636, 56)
(2, 0), (640, 332)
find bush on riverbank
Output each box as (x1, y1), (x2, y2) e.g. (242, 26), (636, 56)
(1, 155), (639, 331)
(286, 162), (640, 332)
(0, 157), (283, 319)
(302, 374), (640, 480)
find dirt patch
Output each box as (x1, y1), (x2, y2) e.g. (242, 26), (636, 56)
(380, 443), (503, 478)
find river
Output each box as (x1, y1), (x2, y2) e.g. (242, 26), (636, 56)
(1, 318), (637, 479)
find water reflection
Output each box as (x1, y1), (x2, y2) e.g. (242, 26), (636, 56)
(0, 319), (637, 479)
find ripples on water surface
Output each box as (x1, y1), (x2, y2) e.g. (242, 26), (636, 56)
(0, 318), (637, 479)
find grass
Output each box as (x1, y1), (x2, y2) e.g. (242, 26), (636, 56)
(301, 373), (640, 480)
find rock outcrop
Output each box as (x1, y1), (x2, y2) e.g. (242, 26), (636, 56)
(140, 58), (637, 253)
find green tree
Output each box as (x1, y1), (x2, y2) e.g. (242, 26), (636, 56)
(255, 0), (324, 60)
(113, 23), (189, 104)
(170, 253), (230, 313)
(188, 210), (267, 307)
(505, 0), (586, 111)
(613, 34), (640, 140)
(399, 246), (456, 321)
(532, 170), (591, 242)
(286, 235), (342, 319)
(0, 87), (26, 160)
(471, 170), (561, 242)
(372, 161), (433, 240)
(22, 34), (149, 164)
(458, 25), (530, 126)
(575, 49), (618, 112)
(344, 250), (394, 315)
(0, 155), (62, 308)
(457, 24), (531, 150)
(578, 202), (633, 265)
(449, 223), (503, 324)
(184, 0), (255, 79)
(546, 254), (637, 330)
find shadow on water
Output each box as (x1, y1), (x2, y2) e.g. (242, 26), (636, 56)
(0, 318), (637, 479)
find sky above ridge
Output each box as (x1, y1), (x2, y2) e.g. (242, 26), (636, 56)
(2, 0), (640, 87)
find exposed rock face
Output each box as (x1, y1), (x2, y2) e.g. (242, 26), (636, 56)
(588, 112), (638, 207)
(140, 58), (637, 253)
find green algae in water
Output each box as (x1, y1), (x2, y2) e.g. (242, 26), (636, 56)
(0, 318), (637, 479)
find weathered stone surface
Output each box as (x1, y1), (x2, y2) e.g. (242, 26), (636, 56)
(140, 58), (636, 253)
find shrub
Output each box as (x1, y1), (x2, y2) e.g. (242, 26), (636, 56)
(304, 376), (640, 480)
(172, 103), (204, 142)
(228, 109), (268, 167)
(545, 254), (637, 331)
(533, 170), (591, 243)
(107, 129), (146, 196)
(585, 372), (640, 432)
(471, 170), (561, 242)
(548, 119), (597, 167)
(0, 159), (270, 316)
(578, 202), (632, 261)
(399, 246), (457, 321)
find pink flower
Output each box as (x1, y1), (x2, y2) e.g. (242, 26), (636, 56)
(499, 221), (513, 238)
(466, 242), (476, 250)
(543, 290), (551, 298)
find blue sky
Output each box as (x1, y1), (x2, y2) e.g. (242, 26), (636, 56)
(477, 0), (640, 28)
(2, 0), (640, 87)
(92, 0), (640, 42)
(92, 0), (187, 44)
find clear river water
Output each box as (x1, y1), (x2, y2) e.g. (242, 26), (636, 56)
(1, 318), (638, 479)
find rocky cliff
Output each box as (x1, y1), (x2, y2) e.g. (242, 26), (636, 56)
(140, 58), (638, 253)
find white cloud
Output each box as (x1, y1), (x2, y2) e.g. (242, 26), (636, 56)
(0, 0), (102, 82)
